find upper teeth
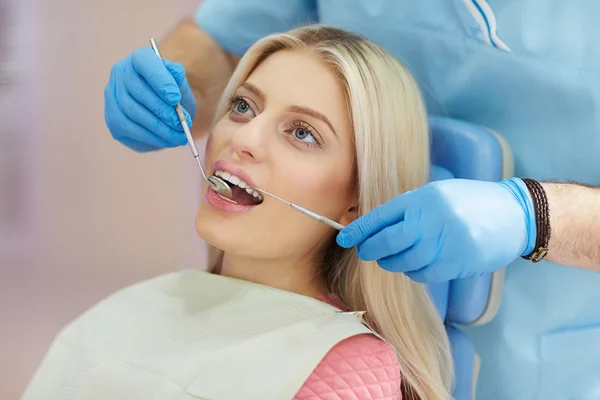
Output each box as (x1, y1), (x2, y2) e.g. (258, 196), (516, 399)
(214, 170), (263, 199)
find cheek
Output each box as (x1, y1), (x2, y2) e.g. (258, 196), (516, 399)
(204, 135), (215, 161)
(279, 156), (355, 211)
(205, 125), (230, 166)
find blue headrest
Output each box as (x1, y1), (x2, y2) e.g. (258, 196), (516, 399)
(429, 116), (503, 182)
(426, 116), (509, 400)
(427, 116), (507, 325)
(430, 164), (454, 182)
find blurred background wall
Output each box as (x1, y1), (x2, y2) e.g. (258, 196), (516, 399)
(0, 1), (207, 398)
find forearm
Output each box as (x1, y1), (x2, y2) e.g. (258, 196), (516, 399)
(540, 181), (600, 271)
(159, 18), (241, 140)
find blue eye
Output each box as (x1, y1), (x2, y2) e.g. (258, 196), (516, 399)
(229, 95), (255, 117)
(235, 100), (251, 114)
(294, 127), (316, 143)
(290, 121), (321, 148)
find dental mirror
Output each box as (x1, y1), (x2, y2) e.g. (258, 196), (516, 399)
(207, 175), (233, 198)
(149, 38), (233, 199)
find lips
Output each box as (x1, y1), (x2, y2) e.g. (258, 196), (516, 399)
(205, 186), (257, 213)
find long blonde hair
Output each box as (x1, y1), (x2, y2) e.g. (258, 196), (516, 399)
(207, 25), (453, 400)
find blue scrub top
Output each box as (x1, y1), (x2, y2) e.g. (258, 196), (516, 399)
(195, 1), (600, 399)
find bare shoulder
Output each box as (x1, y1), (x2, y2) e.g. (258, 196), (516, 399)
(294, 334), (402, 400)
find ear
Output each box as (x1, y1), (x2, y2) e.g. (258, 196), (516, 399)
(339, 204), (359, 226)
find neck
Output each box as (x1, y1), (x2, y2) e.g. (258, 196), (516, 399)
(216, 252), (328, 298)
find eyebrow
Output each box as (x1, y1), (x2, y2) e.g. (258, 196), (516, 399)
(285, 105), (337, 137)
(239, 82), (265, 102)
(239, 82), (337, 137)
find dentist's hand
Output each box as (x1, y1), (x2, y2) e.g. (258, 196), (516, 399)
(104, 47), (197, 152)
(336, 178), (537, 283)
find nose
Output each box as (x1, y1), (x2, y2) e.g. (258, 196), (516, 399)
(230, 114), (269, 162)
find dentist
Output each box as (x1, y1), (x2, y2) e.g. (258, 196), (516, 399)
(103, 1), (600, 399)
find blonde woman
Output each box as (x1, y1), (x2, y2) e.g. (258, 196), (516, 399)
(23, 26), (453, 400)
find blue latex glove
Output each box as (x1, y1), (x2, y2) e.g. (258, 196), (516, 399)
(336, 178), (537, 283)
(104, 47), (197, 152)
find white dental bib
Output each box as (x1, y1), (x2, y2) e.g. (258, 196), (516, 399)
(21, 269), (377, 400)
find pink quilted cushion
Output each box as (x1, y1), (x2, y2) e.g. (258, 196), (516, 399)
(293, 295), (402, 399)
(293, 334), (401, 399)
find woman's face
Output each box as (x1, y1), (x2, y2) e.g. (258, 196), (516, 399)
(196, 50), (357, 264)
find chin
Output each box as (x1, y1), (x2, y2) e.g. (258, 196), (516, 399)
(195, 204), (228, 250)
(195, 191), (335, 263)
(194, 200), (256, 258)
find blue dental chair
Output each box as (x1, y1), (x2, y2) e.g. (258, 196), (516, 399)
(427, 116), (514, 400)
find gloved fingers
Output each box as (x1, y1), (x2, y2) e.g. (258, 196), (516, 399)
(404, 266), (445, 284)
(165, 60), (186, 86)
(105, 94), (165, 153)
(117, 114), (178, 149)
(131, 47), (181, 106)
(165, 61), (198, 120)
(105, 87), (180, 150)
(356, 218), (419, 261)
(179, 86), (197, 122)
(124, 67), (190, 131)
(116, 81), (187, 147)
(117, 137), (163, 153)
(376, 235), (440, 275)
(337, 193), (413, 248)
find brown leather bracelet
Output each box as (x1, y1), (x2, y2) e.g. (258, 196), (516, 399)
(521, 178), (552, 263)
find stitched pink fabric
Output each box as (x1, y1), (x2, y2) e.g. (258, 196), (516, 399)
(292, 296), (402, 399)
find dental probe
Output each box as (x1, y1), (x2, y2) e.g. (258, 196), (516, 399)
(252, 188), (345, 231)
(149, 38), (233, 199)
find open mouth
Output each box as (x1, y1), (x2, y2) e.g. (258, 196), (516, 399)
(213, 170), (264, 206)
